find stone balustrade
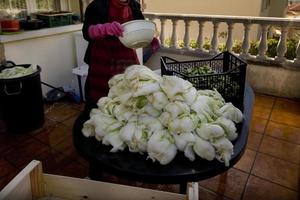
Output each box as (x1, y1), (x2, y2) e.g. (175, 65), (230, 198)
(144, 12), (300, 69)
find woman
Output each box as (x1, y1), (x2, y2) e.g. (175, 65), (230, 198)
(82, 0), (146, 111)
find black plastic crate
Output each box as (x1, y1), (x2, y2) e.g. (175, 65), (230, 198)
(36, 12), (72, 28)
(160, 51), (247, 109)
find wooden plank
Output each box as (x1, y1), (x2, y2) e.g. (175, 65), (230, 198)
(187, 182), (199, 200)
(29, 161), (45, 200)
(0, 160), (41, 200)
(44, 174), (186, 200)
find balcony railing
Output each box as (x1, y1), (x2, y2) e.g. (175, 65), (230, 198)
(144, 12), (300, 70)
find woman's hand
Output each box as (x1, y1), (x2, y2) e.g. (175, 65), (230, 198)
(88, 21), (124, 39)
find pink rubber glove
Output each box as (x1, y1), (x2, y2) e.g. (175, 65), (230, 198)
(150, 37), (161, 53)
(88, 21), (124, 39)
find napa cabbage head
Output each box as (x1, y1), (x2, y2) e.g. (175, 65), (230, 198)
(147, 130), (177, 165)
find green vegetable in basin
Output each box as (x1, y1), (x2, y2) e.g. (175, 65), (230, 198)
(0, 64), (38, 79)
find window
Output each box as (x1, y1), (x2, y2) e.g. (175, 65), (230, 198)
(0, 0), (27, 18)
(36, 0), (56, 12)
(0, 0), (69, 19)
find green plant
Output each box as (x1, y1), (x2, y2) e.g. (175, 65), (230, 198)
(232, 40), (242, 54)
(164, 38), (171, 47)
(285, 38), (297, 60)
(162, 36), (298, 60)
(218, 43), (226, 52)
(249, 41), (259, 55)
(266, 38), (278, 58)
(203, 38), (211, 50)
(189, 39), (198, 49)
(177, 39), (184, 48)
(247, 38), (298, 59)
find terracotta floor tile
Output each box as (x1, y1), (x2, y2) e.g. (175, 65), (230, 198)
(34, 123), (73, 147)
(45, 102), (80, 123)
(29, 117), (58, 136)
(234, 149), (256, 173)
(61, 114), (80, 128)
(273, 98), (300, 113)
(259, 136), (300, 164)
(69, 153), (89, 167)
(251, 153), (299, 191)
(254, 94), (276, 109)
(137, 182), (179, 193)
(250, 117), (268, 134)
(243, 175), (298, 200)
(253, 105), (272, 120)
(2, 97), (299, 197)
(70, 102), (85, 112)
(270, 110), (300, 128)
(0, 159), (17, 177)
(101, 171), (141, 185)
(3, 137), (49, 169)
(144, 184), (179, 194)
(34, 149), (73, 175)
(52, 136), (87, 166)
(0, 169), (19, 191)
(198, 186), (232, 200)
(47, 101), (83, 111)
(0, 132), (32, 156)
(246, 131), (263, 151)
(56, 161), (88, 178)
(265, 121), (300, 144)
(199, 168), (248, 200)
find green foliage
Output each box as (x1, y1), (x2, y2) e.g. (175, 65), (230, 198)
(247, 38), (298, 59)
(177, 39), (184, 48)
(218, 43), (226, 52)
(232, 40), (242, 54)
(266, 38), (278, 58)
(203, 38), (211, 50)
(189, 39), (198, 49)
(164, 38), (171, 47)
(162, 36), (298, 60)
(249, 41), (259, 55)
(285, 38), (297, 60)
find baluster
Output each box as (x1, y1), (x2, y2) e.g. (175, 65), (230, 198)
(170, 19), (178, 49)
(183, 19), (191, 50)
(196, 21), (204, 52)
(226, 22), (234, 52)
(160, 18), (166, 48)
(210, 21), (220, 54)
(240, 23), (251, 59)
(294, 40), (300, 65)
(275, 25), (288, 62)
(257, 24), (269, 60)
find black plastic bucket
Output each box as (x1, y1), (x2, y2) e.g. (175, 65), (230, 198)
(0, 64), (44, 133)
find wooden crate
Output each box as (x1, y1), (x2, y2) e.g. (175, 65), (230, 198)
(0, 160), (198, 200)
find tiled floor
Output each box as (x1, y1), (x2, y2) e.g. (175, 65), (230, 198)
(0, 93), (299, 200)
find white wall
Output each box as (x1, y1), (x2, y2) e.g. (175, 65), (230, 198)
(3, 31), (78, 95)
(144, 0), (263, 16)
(144, 0), (262, 16)
(144, 0), (264, 43)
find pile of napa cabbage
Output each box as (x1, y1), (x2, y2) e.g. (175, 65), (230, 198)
(0, 65), (38, 79)
(82, 65), (243, 166)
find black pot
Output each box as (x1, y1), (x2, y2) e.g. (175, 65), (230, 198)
(0, 63), (44, 133)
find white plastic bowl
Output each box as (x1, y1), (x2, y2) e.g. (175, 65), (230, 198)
(119, 20), (156, 49)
